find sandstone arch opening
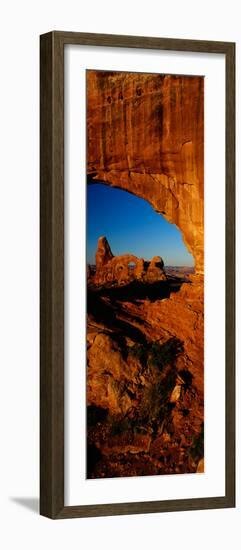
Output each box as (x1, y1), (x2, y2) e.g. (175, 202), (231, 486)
(86, 70), (204, 480)
(87, 71), (204, 274)
(87, 182), (194, 280)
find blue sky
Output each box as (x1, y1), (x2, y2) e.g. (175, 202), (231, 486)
(87, 183), (194, 267)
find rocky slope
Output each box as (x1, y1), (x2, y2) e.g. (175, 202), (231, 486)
(87, 258), (204, 478)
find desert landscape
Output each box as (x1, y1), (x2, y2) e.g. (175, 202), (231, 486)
(86, 70), (204, 478)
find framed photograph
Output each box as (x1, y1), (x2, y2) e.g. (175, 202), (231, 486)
(40, 31), (235, 519)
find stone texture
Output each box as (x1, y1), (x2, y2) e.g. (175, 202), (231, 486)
(196, 457), (205, 473)
(95, 236), (113, 269)
(87, 71), (204, 273)
(93, 236), (166, 286)
(87, 272), (204, 477)
(86, 71), (204, 478)
(147, 256), (165, 283)
(98, 433), (152, 456)
(87, 332), (134, 415)
(170, 384), (182, 403)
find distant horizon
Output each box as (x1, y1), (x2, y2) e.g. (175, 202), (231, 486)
(87, 183), (195, 268)
(87, 261), (194, 269)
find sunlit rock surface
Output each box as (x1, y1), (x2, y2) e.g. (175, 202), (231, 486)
(93, 236), (166, 286)
(87, 258), (204, 477)
(86, 71), (204, 478)
(87, 71), (204, 273)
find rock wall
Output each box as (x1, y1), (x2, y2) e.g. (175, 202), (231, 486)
(87, 71), (204, 273)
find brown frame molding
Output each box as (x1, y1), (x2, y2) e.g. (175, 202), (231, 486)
(40, 31), (235, 519)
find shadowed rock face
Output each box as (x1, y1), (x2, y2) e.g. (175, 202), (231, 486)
(87, 71), (204, 273)
(93, 236), (166, 286)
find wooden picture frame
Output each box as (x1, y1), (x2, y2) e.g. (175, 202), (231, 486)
(40, 31), (235, 519)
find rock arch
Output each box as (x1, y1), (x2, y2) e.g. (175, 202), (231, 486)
(87, 71), (204, 273)
(93, 237), (166, 286)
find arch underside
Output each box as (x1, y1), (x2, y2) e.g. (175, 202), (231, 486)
(88, 173), (203, 273)
(87, 71), (204, 273)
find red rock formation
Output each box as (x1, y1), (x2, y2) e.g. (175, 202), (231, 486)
(87, 71), (204, 273)
(93, 236), (166, 286)
(147, 256), (165, 282)
(87, 272), (204, 477)
(86, 71), (204, 478)
(87, 333), (134, 415)
(96, 236), (113, 269)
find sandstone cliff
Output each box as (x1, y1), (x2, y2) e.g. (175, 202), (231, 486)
(86, 70), (204, 479)
(87, 71), (204, 273)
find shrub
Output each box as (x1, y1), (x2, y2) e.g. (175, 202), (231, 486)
(148, 338), (184, 371)
(129, 343), (148, 366)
